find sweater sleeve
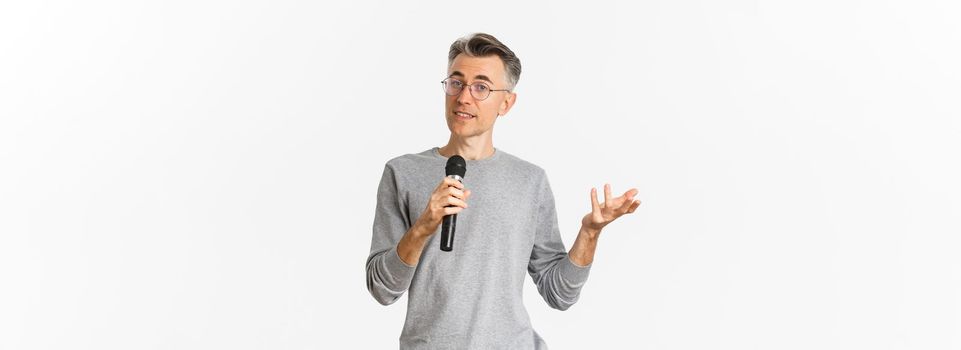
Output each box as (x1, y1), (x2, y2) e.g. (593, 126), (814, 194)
(527, 171), (592, 311)
(365, 164), (417, 306)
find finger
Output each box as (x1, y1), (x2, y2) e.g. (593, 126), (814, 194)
(617, 190), (637, 205)
(617, 196), (635, 212)
(464, 189), (472, 200)
(627, 200), (641, 213)
(442, 177), (464, 190)
(447, 186), (465, 199)
(447, 196), (468, 208)
(604, 183), (612, 209)
(436, 178), (452, 191)
(613, 192), (634, 207)
(443, 206), (464, 215)
(611, 188), (638, 208)
(590, 187), (600, 213)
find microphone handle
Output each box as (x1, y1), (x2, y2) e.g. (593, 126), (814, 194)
(439, 174), (463, 252)
(440, 214), (456, 251)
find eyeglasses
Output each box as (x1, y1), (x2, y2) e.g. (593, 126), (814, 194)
(441, 77), (510, 101)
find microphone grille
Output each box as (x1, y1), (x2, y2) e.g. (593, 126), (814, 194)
(445, 155), (467, 177)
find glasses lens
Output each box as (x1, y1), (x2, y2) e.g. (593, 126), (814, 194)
(470, 83), (491, 100)
(442, 79), (462, 96)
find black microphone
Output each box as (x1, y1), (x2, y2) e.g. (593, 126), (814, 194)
(440, 155), (466, 252)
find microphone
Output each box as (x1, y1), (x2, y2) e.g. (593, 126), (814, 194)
(440, 155), (466, 252)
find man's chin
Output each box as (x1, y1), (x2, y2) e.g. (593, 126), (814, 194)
(447, 127), (480, 139)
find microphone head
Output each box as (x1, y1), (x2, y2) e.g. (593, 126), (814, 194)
(445, 155), (467, 178)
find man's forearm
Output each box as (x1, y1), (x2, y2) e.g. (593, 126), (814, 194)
(397, 224), (432, 266)
(568, 225), (601, 267)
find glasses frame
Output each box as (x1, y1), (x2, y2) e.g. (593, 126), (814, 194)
(440, 77), (511, 101)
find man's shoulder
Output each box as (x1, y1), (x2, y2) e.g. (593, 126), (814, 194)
(382, 148), (439, 172)
(496, 149), (547, 178)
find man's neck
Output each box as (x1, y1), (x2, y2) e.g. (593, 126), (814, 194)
(439, 136), (495, 161)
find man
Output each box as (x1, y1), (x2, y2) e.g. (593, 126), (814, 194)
(365, 33), (641, 349)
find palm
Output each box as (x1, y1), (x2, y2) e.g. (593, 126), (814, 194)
(582, 184), (641, 231)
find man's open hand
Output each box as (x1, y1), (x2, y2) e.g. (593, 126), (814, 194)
(581, 184), (641, 236)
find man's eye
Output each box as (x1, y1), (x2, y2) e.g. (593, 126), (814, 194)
(473, 84), (489, 92)
(450, 81), (464, 88)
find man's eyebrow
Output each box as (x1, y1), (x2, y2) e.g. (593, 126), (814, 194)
(472, 75), (494, 84)
(448, 71), (494, 84)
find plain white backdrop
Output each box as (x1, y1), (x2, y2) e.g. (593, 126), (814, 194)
(1, 0), (959, 349)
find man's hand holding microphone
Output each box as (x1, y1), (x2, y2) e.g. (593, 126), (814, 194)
(397, 156), (470, 265)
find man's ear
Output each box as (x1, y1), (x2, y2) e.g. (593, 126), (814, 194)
(499, 92), (517, 116)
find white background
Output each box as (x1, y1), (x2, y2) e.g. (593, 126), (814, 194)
(1, 0), (959, 349)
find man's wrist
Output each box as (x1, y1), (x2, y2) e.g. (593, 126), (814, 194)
(397, 223), (433, 266)
(579, 225), (602, 241)
(405, 223), (429, 242)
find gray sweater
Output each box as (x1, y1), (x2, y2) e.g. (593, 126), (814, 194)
(366, 147), (592, 349)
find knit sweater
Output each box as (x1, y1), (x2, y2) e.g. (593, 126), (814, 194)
(365, 147), (592, 349)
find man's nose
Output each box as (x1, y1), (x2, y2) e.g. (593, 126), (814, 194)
(456, 86), (474, 104)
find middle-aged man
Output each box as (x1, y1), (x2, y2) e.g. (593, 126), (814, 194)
(365, 32), (641, 349)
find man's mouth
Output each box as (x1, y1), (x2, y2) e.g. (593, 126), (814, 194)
(454, 111), (476, 120)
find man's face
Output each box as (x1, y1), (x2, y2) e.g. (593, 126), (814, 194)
(444, 54), (516, 139)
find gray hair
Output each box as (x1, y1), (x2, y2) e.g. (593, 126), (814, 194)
(447, 33), (522, 90)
